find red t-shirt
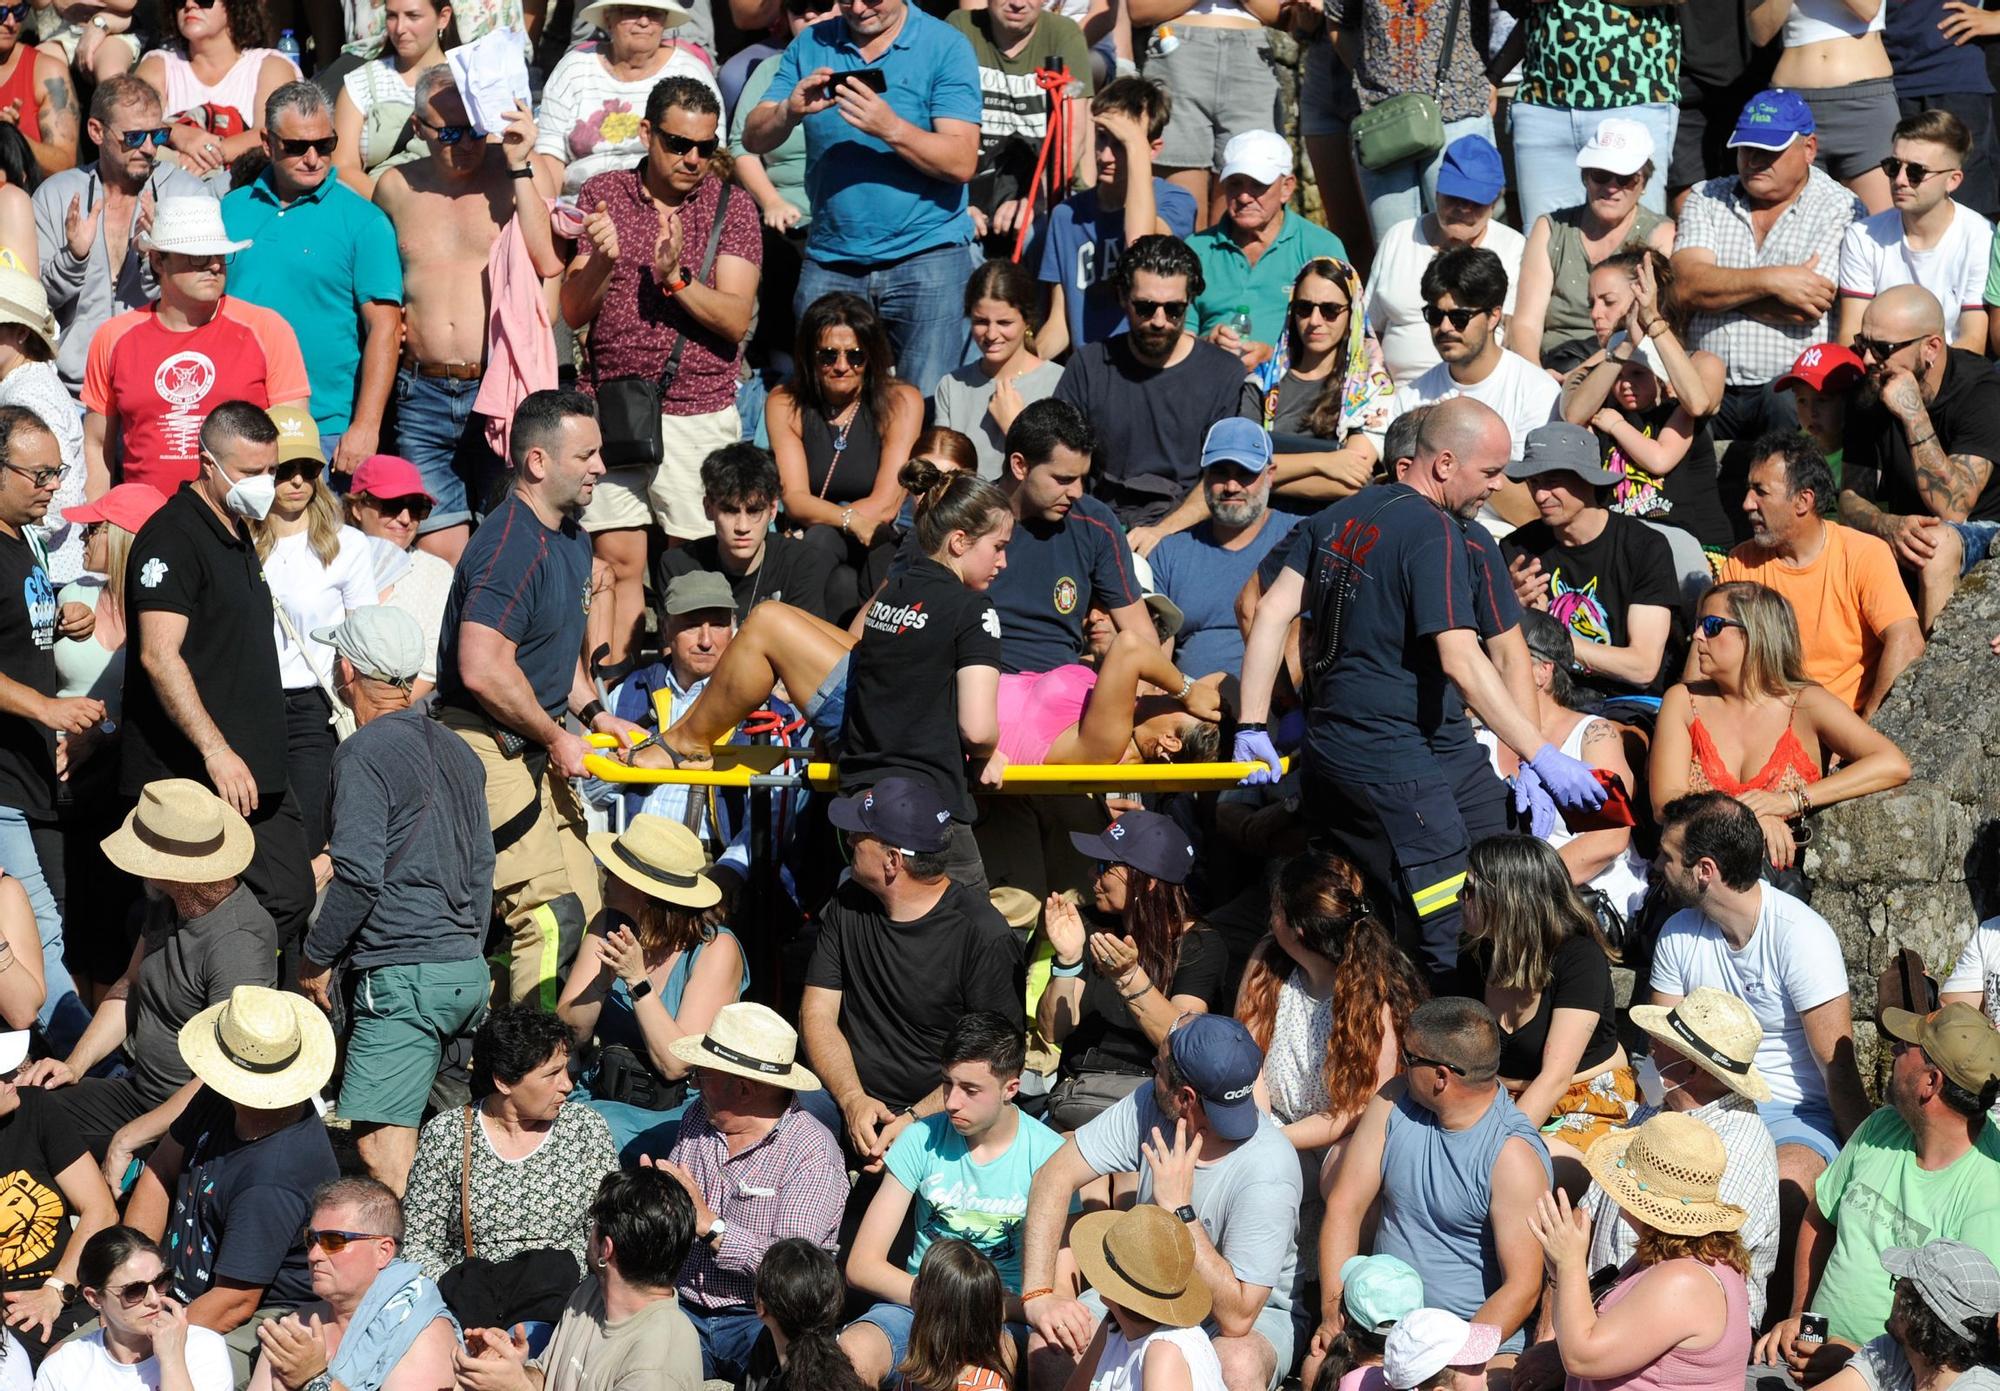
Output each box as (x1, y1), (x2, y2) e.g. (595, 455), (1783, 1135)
(82, 298), (311, 492)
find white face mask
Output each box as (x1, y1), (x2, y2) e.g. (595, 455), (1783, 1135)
(1636, 1054), (1690, 1109)
(209, 452), (275, 521)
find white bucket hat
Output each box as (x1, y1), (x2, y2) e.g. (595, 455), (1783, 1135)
(140, 197), (252, 258)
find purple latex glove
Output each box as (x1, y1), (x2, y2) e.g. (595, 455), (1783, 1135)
(1512, 763), (1561, 839)
(1234, 728), (1282, 785)
(1527, 742), (1608, 810)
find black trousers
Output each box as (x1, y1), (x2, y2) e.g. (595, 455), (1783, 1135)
(283, 687), (339, 853)
(241, 787), (315, 988)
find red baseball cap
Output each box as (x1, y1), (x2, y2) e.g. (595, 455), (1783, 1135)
(1776, 343), (1864, 394)
(63, 483), (168, 534)
(348, 455), (435, 503)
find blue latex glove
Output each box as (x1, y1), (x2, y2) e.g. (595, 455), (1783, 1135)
(1512, 763), (1561, 839)
(1233, 728), (1282, 785)
(1527, 742), (1608, 810)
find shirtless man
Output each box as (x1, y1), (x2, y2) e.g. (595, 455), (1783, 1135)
(373, 66), (562, 564)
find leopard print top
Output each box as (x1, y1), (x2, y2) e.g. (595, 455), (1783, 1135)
(1521, 0), (1680, 109)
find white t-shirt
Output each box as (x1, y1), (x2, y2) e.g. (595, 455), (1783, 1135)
(0, 1332), (28, 1391)
(1648, 884), (1852, 1107)
(1942, 917), (2000, 1028)
(534, 44), (723, 196)
(265, 524), (381, 691)
(1393, 349), (1558, 458)
(1838, 202), (1992, 344)
(33, 1328), (233, 1391)
(1364, 215), (1527, 387)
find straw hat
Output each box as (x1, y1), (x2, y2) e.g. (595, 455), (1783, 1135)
(0, 265), (57, 358)
(179, 986), (336, 1109)
(1628, 987), (1772, 1103)
(1584, 1111), (1747, 1236)
(587, 815), (721, 909)
(990, 887), (1040, 935)
(668, 1002), (820, 1091)
(1070, 1204), (1213, 1329)
(101, 778), (254, 883)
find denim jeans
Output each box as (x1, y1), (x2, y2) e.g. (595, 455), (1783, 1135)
(390, 370), (502, 533)
(794, 243), (980, 396)
(1355, 113), (1497, 246)
(1510, 101), (1678, 232)
(0, 805), (87, 1052)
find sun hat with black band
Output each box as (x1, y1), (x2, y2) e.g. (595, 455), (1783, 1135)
(179, 985), (336, 1110)
(1070, 1203), (1213, 1328)
(101, 778), (255, 884)
(668, 1001), (820, 1090)
(586, 814), (722, 910)
(1628, 986), (1772, 1103)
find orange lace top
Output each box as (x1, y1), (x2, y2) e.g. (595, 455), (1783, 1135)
(1686, 696), (1821, 800)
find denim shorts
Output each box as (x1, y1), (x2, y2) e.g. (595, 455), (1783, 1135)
(1147, 24), (1283, 172)
(803, 652), (851, 744)
(1949, 519), (2000, 576)
(390, 368), (502, 533)
(1758, 1096), (1841, 1163)
(1298, 36), (1358, 139)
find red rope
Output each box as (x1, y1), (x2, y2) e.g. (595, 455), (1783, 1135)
(1011, 63), (1077, 263)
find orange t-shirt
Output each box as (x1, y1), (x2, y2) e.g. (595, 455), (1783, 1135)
(1718, 523), (1915, 711)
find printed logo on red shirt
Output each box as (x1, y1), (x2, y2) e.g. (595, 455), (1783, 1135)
(153, 350), (219, 460)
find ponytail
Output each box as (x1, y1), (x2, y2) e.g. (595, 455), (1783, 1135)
(1310, 1318), (1389, 1391)
(755, 1239), (869, 1391)
(899, 457), (1010, 559)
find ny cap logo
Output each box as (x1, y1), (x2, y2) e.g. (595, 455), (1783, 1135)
(1801, 347), (1823, 369)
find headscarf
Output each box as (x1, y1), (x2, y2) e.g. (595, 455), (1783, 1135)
(1254, 258), (1394, 443)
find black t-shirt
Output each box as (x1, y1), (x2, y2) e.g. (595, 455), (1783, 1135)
(1845, 349), (2000, 523)
(0, 1090), (86, 1288)
(0, 528), (57, 818)
(657, 532), (838, 623)
(1060, 924), (1228, 1077)
(436, 494), (593, 720)
(1052, 336), (1255, 503)
(121, 485), (287, 796)
(166, 1087), (338, 1309)
(986, 495), (1142, 675)
(1460, 933), (1620, 1080)
(804, 879), (1026, 1111)
(839, 556), (1002, 822)
(1599, 402), (1735, 551)
(1678, 0), (1756, 93)
(1504, 513), (1684, 697)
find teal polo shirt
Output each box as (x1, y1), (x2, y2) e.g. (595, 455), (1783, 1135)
(222, 171), (404, 435)
(1190, 211), (1350, 348)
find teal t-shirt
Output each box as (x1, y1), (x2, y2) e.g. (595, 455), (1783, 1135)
(884, 1109), (1067, 1291)
(1815, 1107), (2000, 1344)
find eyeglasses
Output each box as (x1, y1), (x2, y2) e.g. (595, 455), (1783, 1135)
(278, 135), (339, 158)
(115, 126), (173, 150)
(1, 461), (61, 489)
(275, 460), (323, 485)
(816, 347), (865, 368)
(1422, 305), (1488, 330)
(1852, 333), (1927, 362)
(1583, 167), (1643, 190)
(656, 131), (720, 158)
(1291, 298), (1350, 321)
(417, 117), (475, 145)
(1880, 157), (1957, 186)
(1130, 298), (1188, 323)
(110, 1273), (174, 1306)
(1695, 614), (1746, 639)
(303, 1228), (394, 1255)
(1402, 1050), (1466, 1076)
(358, 493), (433, 521)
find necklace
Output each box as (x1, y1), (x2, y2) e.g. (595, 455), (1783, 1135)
(818, 398), (862, 500)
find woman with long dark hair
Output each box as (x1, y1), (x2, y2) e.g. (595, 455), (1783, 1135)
(898, 1240), (1014, 1391)
(136, 0), (296, 187)
(735, 1238), (869, 1391)
(933, 259), (1063, 480)
(1250, 258), (1393, 510)
(36, 1227), (233, 1391)
(767, 292), (923, 619)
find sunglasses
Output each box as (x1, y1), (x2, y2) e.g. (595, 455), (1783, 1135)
(1292, 298), (1349, 321)
(1852, 333), (1927, 362)
(1583, 167), (1643, 190)
(1880, 156), (1957, 186)
(304, 1227), (393, 1255)
(1422, 305), (1488, 330)
(1402, 1050), (1467, 1077)
(1130, 298), (1187, 322)
(276, 460), (323, 485)
(1696, 614), (1745, 639)
(2, 461), (61, 489)
(110, 1273), (174, 1306)
(115, 126), (173, 150)
(83, 521), (108, 538)
(278, 135), (339, 158)
(358, 493), (433, 521)
(656, 131), (720, 158)
(0, 5), (33, 22)
(419, 118), (475, 145)
(816, 346), (865, 368)
(180, 0), (219, 8)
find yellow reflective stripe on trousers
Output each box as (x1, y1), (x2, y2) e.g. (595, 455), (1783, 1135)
(1412, 872), (1467, 917)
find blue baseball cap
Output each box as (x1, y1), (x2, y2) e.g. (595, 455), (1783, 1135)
(827, 776), (953, 854)
(1200, 417), (1273, 473)
(1435, 134), (1505, 206)
(1341, 1254), (1425, 1332)
(1070, 809), (1196, 885)
(1728, 89), (1814, 152)
(1166, 1015), (1264, 1141)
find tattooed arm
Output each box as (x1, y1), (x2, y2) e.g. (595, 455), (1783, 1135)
(1910, 440), (1993, 522)
(27, 55), (79, 174)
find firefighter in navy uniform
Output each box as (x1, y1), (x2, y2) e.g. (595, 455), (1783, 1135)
(1234, 397), (1606, 986)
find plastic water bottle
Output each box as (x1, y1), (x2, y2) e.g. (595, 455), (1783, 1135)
(1221, 305), (1253, 340)
(277, 29), (302, 70)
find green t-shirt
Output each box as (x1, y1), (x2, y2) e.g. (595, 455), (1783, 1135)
(1814, 1107), (2000, 1344)
(946, 9), (1094, 175)
(884, 1108), (1068, 1292)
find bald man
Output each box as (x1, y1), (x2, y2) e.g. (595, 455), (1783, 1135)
(1235, 397), (1605, 987)
(1838, 284), (2000, 631)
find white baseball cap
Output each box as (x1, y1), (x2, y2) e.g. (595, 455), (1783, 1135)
(1218, 129), (1292, 185)
(1382, 1309), (1503, 1390)
(0, 1031), (27, 1075)
(1576, 116), (1656, 177)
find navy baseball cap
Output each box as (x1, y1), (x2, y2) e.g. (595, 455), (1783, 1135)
(1435, 135), (1505, 206)
(1729, 89), (1814, 152)
(1200, 417), (1273, 473)
(827, 776), (953, 854)
(1070, 810), (1195, 885)
(1169, 1014), (1264, 1140)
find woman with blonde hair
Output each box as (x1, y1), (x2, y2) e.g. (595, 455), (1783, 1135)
(1649, 581), (1911, 874)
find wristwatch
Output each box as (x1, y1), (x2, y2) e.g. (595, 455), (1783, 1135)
(663, 266), (693, 294)
(41, 1276), (76, 1305)
(628, 976), (654, 1001)
(704, 1216), (727, 1244)
(1172, 1204), (1199, 1226)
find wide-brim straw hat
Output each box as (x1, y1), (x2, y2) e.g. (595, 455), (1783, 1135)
(578, 0), (693, 30)
(1628, 987), (1773, 1103)
(990, 886), (1040, 934)
(1585, 1111), (1747, 1236)
(0, 265), (57, 358)
(101, 778), (255, 883)
(588, 814), (721, 909)
(1071, 1205), (1213, 1329)
(179, 985), (336, 1109)
(668, 1002), (820, 1090)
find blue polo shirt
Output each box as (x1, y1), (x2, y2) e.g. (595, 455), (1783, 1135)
(222, 171), (403, 435)
(1189, 210), (1349, 346)
(769, 8), (982, 265)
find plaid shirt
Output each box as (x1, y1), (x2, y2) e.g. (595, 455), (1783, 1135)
(669, 1096), (847, 1312)
(1678, 166), (1863, 387)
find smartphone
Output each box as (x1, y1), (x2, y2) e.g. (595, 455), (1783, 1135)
(1798, 1314), (1829, 1345)
(825, 67), (889, 99)
(1561, 768), (1637, 833)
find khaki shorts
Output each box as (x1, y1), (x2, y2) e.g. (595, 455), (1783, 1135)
(579, 404), (741, 540)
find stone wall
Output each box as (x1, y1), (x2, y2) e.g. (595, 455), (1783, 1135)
(1804, 562), (2000, 1084)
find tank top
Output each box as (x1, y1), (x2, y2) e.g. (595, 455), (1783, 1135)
(1377, 1088), (1553, 1332)
(0, 49), (41, 144)
(1544, 205), (1666, 347)
(151, 47), (296, 126)
(799, 403), (883, 507)
(1550, 716), (1653, 918)
(996, 664), (1097, 765)
(1686, 695), (1821, 800)
(1567, 1259), (1751, 1391)
(1784, 0), (1883, 47)
(1602, 399), (1734, 551)
(1088, 1325), (1228, 1391)
(1266, 969), (1335, 1124)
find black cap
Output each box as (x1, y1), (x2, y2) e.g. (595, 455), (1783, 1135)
(1069, 810), (1195, 885)
(827, 776), (953, 854)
